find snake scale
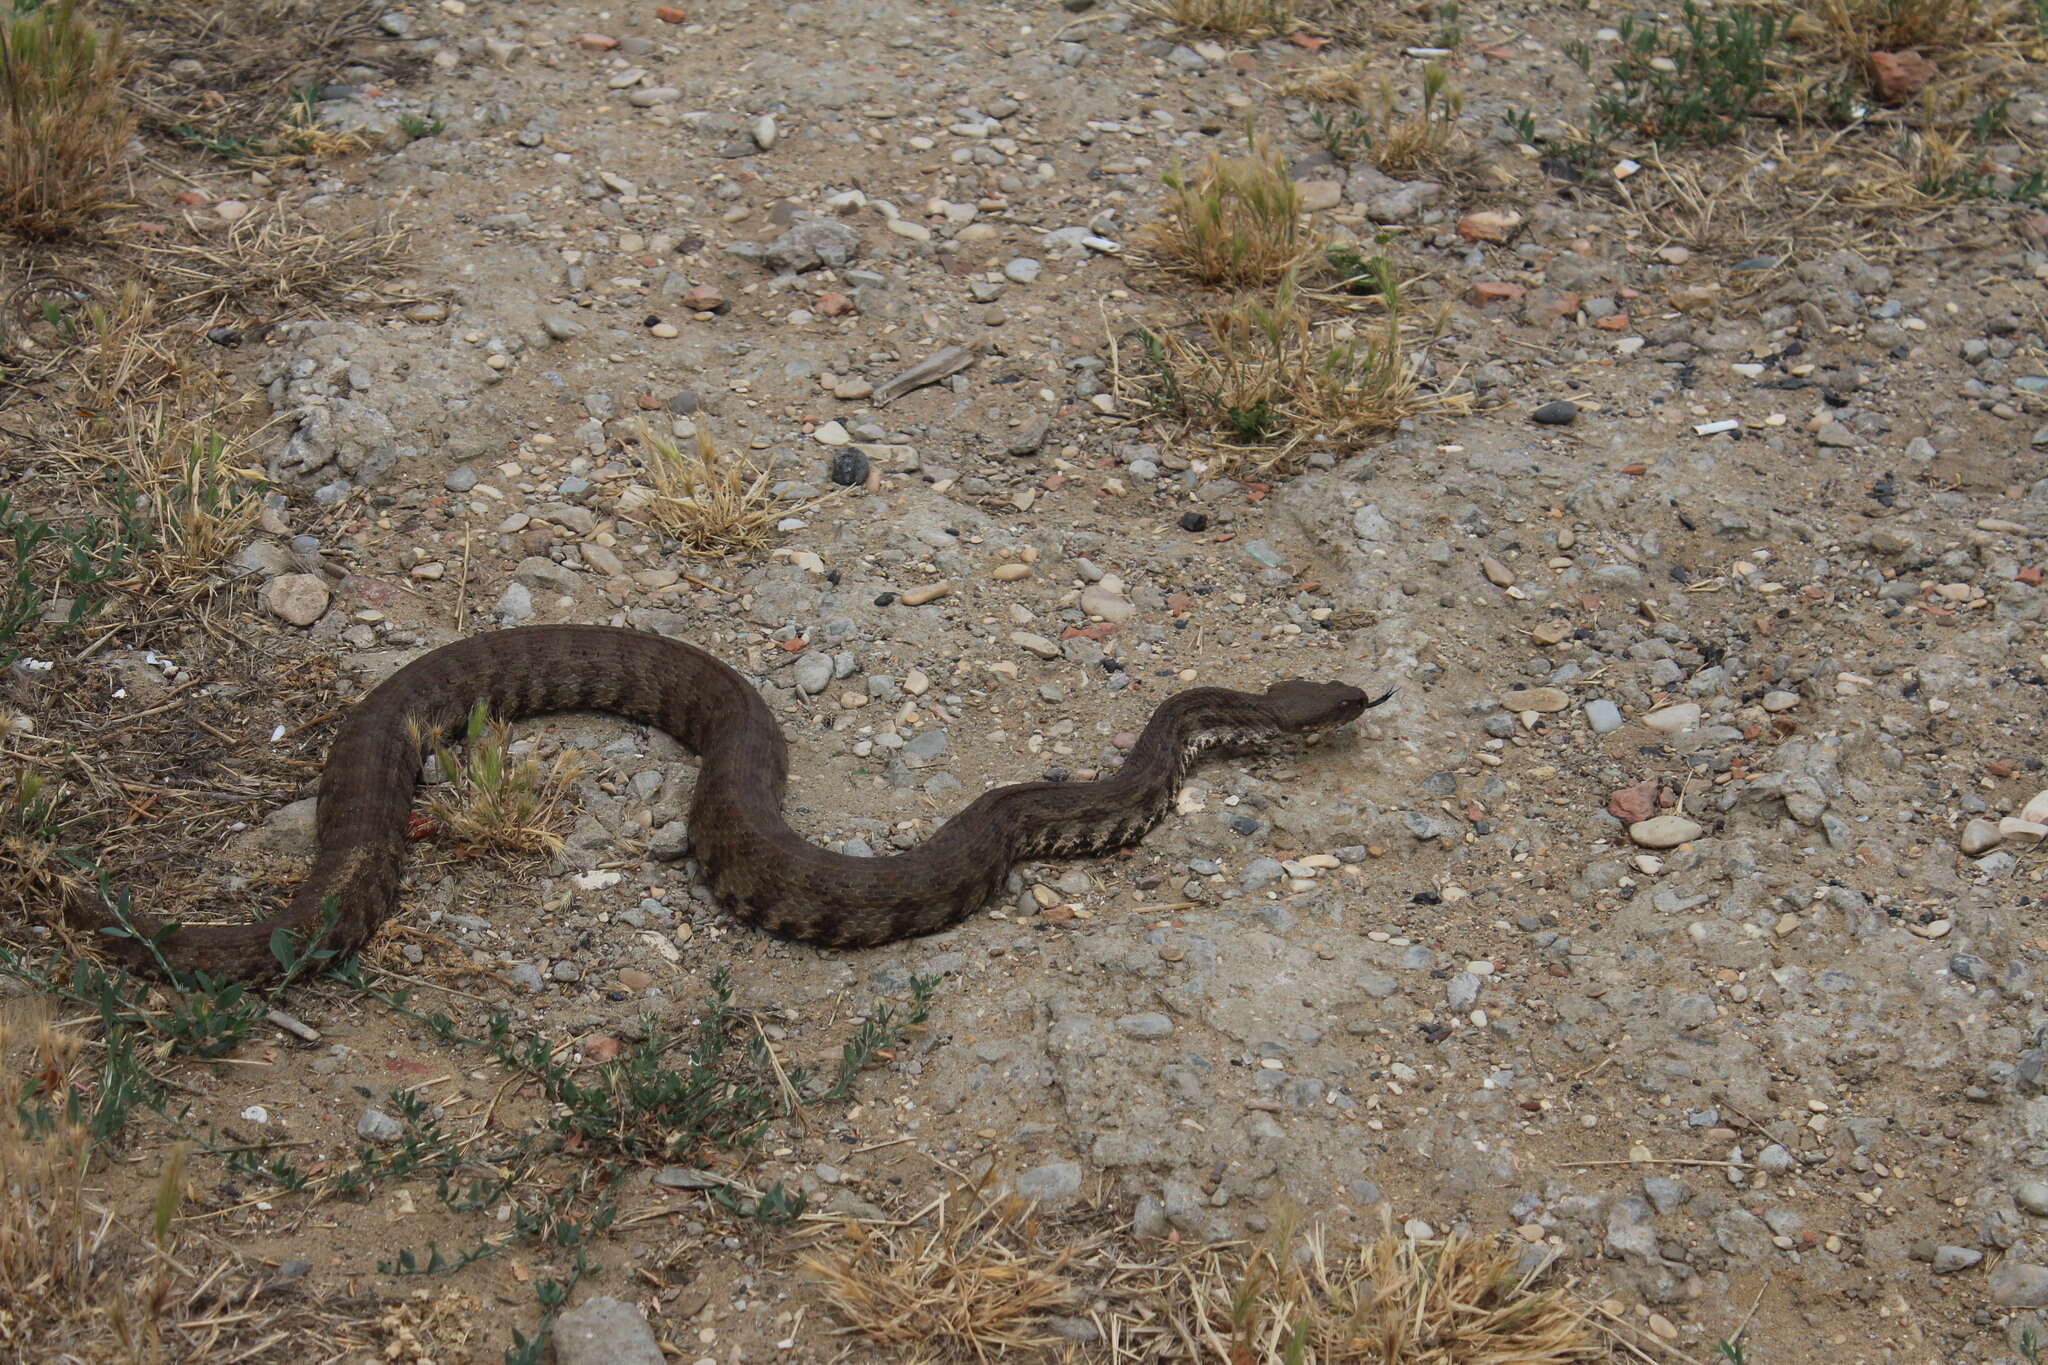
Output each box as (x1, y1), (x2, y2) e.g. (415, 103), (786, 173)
(60, 625), (1385, 982)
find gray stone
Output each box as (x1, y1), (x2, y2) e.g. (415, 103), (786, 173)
(1643, 1176), (1689, 1215)
(1240, 856), (1286, 891)
(1584, 699), (1623, 734)
(1012, 1160), (1083, 1207)
(1344, 164), (1443, 222)
(552, 1296), (665, 1365)
(764, 217), (863, 272)
(2017, 1181), (2048, 1216)
(356, 1107), (404, 1143)
(1445, 972), (1481, 1011)
(1116, 1012), (1175, 1040)
(793, 652), (833, 695)
(1933, 1245), (1983, 1274)
(495, 581), (534, 624)
(1993, 1261), (2048, 1307)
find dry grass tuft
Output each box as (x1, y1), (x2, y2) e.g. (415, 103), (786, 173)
(0, 1004), (154, 1358)
(1122, 265), (1467, 471)
(1138, 139), (1317, 290)
(127, 207), (407, 315)
(1166, 1222), (1603, 1364)
(1272, 56), (1373, 105)
(803, 1187), (1086, 1361)
(1140, 0), (1292, 36)
(628, 421), (790, 555)
(1362, 63), (1467, 177)
(0, 0), (132, 241)
(1808, 0), (1990, 57)
(111, 0), (401, 144)
(0, 765), (80, 915)
(806, 1187), (1602, 1365)
(88, 406), (266, 601)
(0, 1004), (398, 1360)
(419, 700), (586, 858)
(71, 281), (189, 407)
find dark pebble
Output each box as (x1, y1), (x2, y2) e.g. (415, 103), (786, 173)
(1178, 511), (1209, 532)
(667, 390), (701, 414)
(830, 449), (870, 487)
(874, 592), (897, 606)
(1531, 400), (1578, 425)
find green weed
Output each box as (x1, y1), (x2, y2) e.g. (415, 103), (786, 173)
(1565, 1), (1783, 157)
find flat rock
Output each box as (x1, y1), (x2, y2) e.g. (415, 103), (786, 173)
(1629, 814), (1705, 848)
(1642, 702), (1701, 734)
(1012, 1160), (1084, 1207)
(1992, 1261), (2048, 1307)
(552, 1297), (665, 1365)
(1502, 686), (1569, 713)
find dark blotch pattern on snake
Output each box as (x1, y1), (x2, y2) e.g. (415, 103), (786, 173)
(59, 625), (1386, 981)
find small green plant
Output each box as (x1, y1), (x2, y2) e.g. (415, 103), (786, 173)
(154, 971), (260, 1059)
(714, 1179), (810, 1225)
(1434, 1), (1461, 48)
(1307, 65), (1464, 174)
(1713, 1338), (1748, 1364)
(1897, 111), (2047, 203)
(0, 491), (132, 666)
(2021, 1326), (2042, 1365)
(1568, 1), (1783, 156)
(0, 0), (129, 239)
(1502, 108), (1538, 145)
(170, 87), (351, 165)
(422, 699), (585, 856)
(1311, 107), (1372, 163)
(1374, 64), (1463, 174)
(398, 113), (443, 140)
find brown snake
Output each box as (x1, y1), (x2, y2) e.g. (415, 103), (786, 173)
(59, 625), (1384, 983)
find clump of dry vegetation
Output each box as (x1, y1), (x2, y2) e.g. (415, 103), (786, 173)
(127, 207), (407, 314)
(420, 699), (586, 857)
(76, 406), (267, 601)
(1280, 61), (1468, 176)
(628, 421), (790, 555)
(1808, 0), (1990, 58)
(1124, 262), (1467, 470)
(803, 1189), (1087, 1360)
(0, 1005), (166, 1357)
(0, 765), (76, 915)
(1363, 63), (1467, 175)
(1169, 1224), (1603, 1364)
(1272, 55), (1373, 105)
(1139, 138), (1317, 289)
(806, 1191), (1603, 1365)
(0, 0), (132, 240)
(1140, 0), (1291, 37)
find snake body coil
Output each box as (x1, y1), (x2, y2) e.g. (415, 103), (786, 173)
(62, 625), (1383, 981)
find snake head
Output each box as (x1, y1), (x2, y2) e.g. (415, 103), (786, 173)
(1262, 680), (1392, 732)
